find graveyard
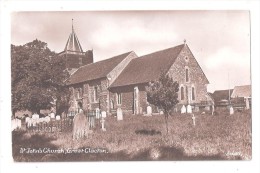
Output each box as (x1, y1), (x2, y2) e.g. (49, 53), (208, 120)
(12, 109), (251, 161)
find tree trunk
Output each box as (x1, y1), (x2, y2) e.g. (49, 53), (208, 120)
(164, 112), (169, 134)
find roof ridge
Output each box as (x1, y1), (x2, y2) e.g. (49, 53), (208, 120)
(138, 44), (185, 59)
(77, 51), (133, 70)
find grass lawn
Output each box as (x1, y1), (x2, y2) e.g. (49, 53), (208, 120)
(12, 110), (251, 161)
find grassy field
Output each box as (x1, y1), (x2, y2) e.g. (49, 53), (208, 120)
(12, 110), (251, 161)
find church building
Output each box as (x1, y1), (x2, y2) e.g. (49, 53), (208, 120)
(64, 24), (211, 115)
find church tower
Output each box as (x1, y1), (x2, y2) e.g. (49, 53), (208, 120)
(58, 19), (93, 73)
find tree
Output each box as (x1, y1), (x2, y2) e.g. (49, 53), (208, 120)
(11, 39), (70, 115)
(146, 72), (179, 134)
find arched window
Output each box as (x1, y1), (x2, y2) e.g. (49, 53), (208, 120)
(192, 87), (195, 100)
(181, 86), (184, 100)
(185, 67), (189, 82)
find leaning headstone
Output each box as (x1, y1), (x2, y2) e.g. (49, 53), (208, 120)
(147, 106), (152, 116)
(229, 106), (234, 115)
(181, 105), (186, 114)
(187, 105), (192, 113)
(117, 108), (123, 120)
(73, 112), (89, 140)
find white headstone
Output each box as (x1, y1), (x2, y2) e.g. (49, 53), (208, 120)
(96, 108), (100, 119)
(147, 106), (152, 116)
(56, 115), (61, 121)
(117, 108), (123, 120)
(101, 111), (107, 118)
(17, 119), (21, 129)
(181, 105), (186, 114)
(32, 113), (39, 120)
(187, 105), (192, 113)
(159, 110), (164, 115)
(25, 117), (30, 123)
(50, 112), (55, 119)
(230, 106), (234, 115)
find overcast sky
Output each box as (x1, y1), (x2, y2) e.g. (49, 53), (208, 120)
(11, 11), (250, 92)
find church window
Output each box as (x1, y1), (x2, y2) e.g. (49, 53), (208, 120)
(79, 57), (82, 66)
(180, 86), (185, 100)
(117, 93), (122, 105)
(93, 86), (98, 102)
(192, 87), (196, 100)
(185, 67), (189, 82)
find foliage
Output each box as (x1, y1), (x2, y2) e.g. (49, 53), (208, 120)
(11, 39), (70, 114)
(146, 72), (179, 133)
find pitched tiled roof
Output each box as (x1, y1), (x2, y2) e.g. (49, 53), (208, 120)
(231, 85), (251, 98)
(109, 44), (185, 88)
(212, 89), (233, 103)
(67, 52), (132, 85)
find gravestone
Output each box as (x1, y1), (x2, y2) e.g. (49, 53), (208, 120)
(100, 111), (107, 131)
(96, 108), (100, 119)
(229, 106), (234, 115)
(32, 113), (39, 119)
(117, 108), (123, 120)
(50, 112), (55, 119)
(159, 110), (164, 115)
(147, 106), (152, 116)
(187, 105), (192, 113)
(192, 114), (196, 126)
(181, 105), (186, 114)
(45, 116), (51, 123)
(101, 111), (107, 118)
(56, 115), (61, 121)
(204, 106), (210, 111)
(194, 106), (199, 112)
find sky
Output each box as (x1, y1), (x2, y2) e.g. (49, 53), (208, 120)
(11, 11), (251, 92)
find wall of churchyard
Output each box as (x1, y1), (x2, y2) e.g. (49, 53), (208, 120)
(168, 44), (209, 106)
(107, 52), (138, 86)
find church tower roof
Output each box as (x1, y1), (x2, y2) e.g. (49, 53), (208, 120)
(64, 19), (84, 53)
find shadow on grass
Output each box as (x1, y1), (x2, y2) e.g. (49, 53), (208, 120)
(13, 131), (241, 162)
(135, 129), (162, 136)
(12, 131), (59, 162)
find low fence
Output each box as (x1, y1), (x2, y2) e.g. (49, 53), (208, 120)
(24, 110), (102, 133)
(26, 117), (73, 133)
